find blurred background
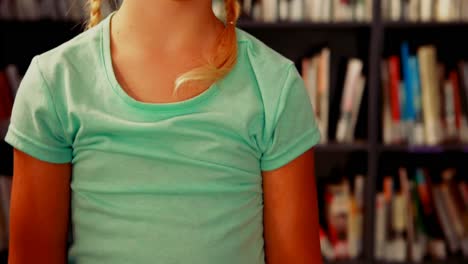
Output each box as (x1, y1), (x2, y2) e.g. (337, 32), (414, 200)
(0, 0), (468, 263)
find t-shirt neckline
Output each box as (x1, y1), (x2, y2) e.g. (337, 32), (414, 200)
(100, 12), (222, 112)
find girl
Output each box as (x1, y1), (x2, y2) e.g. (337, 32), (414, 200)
(6, 0), (322, 263)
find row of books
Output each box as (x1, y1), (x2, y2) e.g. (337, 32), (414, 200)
(382, 44), (468, 146)
(375, 168), (468, 261)
(213, 0), (373, 23)
(320, 175), (365, 260)
(0, 65), (21, 140)
(0, 0), (120, 21)
(302, 49), (366, 144)
(382, 0), (468, 22)
(0, 176), (11, 251)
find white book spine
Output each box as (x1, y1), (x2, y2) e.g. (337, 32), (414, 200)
(337, 59), (363, 142)
(279, 0), (289, 21)
(436, 0), (452, 21)
(262, 0), (278, 22)
(314, 0), (322, 21)
(409, 0), (420, 21)
(333, 0), (344, 21)
(346, 76), (366, 142)
(319, 49), (330, 143)
(355, 0), (366, 22)
(289, 0), (303, 21)
(420, 0), (433, 21)
(322, 0), (332, 21)
(390, 0), (402, 21)
(418, 47), (442, 145)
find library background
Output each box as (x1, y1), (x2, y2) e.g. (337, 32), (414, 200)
(0, 0), (468, 263)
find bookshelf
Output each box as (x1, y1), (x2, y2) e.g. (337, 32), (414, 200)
(237, 20), (371, 29)
(1, 1), (468, 264)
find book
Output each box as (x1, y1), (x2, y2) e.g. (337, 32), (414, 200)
(410, 180), (427, 262)
(443, 80), (458, 140)
(346, 76), (365, 142)
(401, 43), (420, 144)
(289, 0), (303, 21)
(418, 46), (443, 145)
(436, 0), (452, 21)
(408, 57), (425, 145)
(262, 0), (278, 22)
(336, 58), (363, 142)
(382, 60), (394, 144)
(278, 0), (289, 21)
(350, 175), (365, 257)
(388, 56), (403, 143)
(408, 0), (420, 21)
(326, 183), (349, 259)
(318, 48), (330, 143)
(390, 0), (402, 21)
(433, 184), (459, 253)
(420, 0), (433, 21)
(375, 192), (387, 259)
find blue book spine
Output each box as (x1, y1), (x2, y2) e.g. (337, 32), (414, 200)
(409, 57), (422, 122)
(401, 42), (415, 122)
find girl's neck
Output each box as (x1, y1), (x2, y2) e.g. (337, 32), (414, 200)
(112, 0), (224, 55)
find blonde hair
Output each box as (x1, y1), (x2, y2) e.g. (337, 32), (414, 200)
(86, 0), (240, 93)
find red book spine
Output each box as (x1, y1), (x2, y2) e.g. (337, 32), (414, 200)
(388, 57), (401, 123)
(449, 70), (462, 130)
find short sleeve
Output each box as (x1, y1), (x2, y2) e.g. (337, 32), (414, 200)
(4, 56), (72, 163)
(260, 64), (321, 171)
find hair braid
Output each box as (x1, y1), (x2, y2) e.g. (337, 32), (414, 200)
(174, 0), (241, 92)
(87, 0), (102, 29)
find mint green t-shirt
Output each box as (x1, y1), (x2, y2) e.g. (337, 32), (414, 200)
(5, 14), (320, 264)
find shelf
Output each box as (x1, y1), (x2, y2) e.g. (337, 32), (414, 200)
(315, 143), (369, 152)
(324, 259), (366, 264)
(237, 20), (371, 30)
(378, 144), (468, 153)
(374, 256), (465, 264)
(383, 21), (468, 29)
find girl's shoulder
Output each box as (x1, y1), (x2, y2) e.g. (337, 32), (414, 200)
(235, 27), (293, 69)
(234, 28), (298, 102)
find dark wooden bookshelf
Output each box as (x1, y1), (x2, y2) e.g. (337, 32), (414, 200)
(315, 142), (369, 152)
(238, 20), (371, 29)
(1, 1), (467, 264)
(383, 21), (468, 29)
(375, 256), (465, 264)
(378, 144), (468, 153)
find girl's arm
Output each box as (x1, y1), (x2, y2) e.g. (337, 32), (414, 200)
(9, 149), (71, 264)
(262, 148), (322, 264)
